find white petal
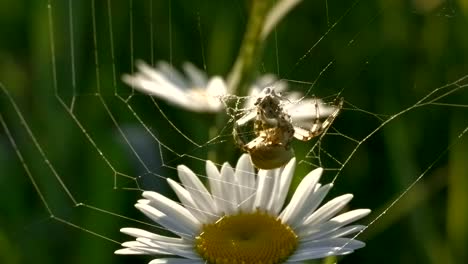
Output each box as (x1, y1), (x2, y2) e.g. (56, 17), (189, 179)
(167, 179), (217, 223)
(299, 237), (366, 251)
(280, 168), (323, 226)
(155, 61), (189, 89)
(133, 61), (167, 83)
(120, 227), (184, 244)
(135, 203), (195, 240)
(150, 258), (204, 264)
(266, 168), (283, 214)
(206, 76), (227, 98)
(287, 238), (364, 261)
(138, 199), (151, 204)
(166, 178), (200, 216)
(235, 110), (256, 126)
(283, 91), (302, 101)
(253, 74), (278, 90)
(287, 99), (337, 122)
(235, 154), (257, 212)
(135, 61), (188, 93)
(121, 240), (147, 248)
(185, 76), (226, 112)
(183, 62), (208, 87)
(302, 194), (354, 226)
(331, 209), (371, 224)
(205, 160), (223, 214)
(287, 247), (354, 262)
(303, 225), (367, 241)
(136, 237), (198, 259)
(328, 224), (367, 238)
(204, 77), (226, 110)
(271, 158), (296, 214)
(220, 162), (238, 215)
(292, 184), (333, 230)
(123, 72), (190, 107)
(143, 191), (201, 232)
(123, 245), (172, 256)
(115, 248), (146, 255)
(118, 241), (173, 255)
(253, 169), (276, 211)
(301, 209), (370, 239)
(136, 237), (192, 251)
(177, 165), (217, 216)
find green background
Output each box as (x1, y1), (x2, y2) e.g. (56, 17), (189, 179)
(1, 0), (468, 263)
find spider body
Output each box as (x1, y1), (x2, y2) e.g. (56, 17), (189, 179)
(233, 88), (295, 169)
(233, 87), (342, 170)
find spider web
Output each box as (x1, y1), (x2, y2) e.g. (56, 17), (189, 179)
(1, 0), (468, 263)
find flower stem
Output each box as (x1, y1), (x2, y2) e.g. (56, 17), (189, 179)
(227, 0), (274, 97)
(207, 0), (275, 165)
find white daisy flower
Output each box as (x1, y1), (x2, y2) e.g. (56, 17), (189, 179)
(116, 154), (370, 263)
(122, 60), (227, 113)
(122, 60), (335, 121)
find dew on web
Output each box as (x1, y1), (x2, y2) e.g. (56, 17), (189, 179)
(1, 0), (468, 263)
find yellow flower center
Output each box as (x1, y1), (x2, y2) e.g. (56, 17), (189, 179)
(195, 211), (298, 264)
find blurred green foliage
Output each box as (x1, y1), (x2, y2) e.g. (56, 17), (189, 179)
(1, 0), (468, 263)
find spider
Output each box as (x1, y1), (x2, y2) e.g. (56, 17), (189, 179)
(233, 87), (343, 170)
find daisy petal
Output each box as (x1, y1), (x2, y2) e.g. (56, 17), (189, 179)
(291, 184), (333, 231)
(266, 167), (283, 214)
(302, 194), (354, 226)
(287, 99), (337, 121)
(303, 224), (367, 241)
(205, 160), (223, 214)
(183, 62), (208, 87)
(118, 241), (172, 255)
(136, 61), (188, 93)
(280, 168), (323, 226)
(301, 209), (370, 239)
(332, 209), (371, 224)
(177, 165), (217, 216)
(271, 158), (296, 214)
(120, 227), (184, 243)
(121, 240), (147, 248)
(124, 245), (172, 256)
(136, 238), (198, 259)
(235, 110), (256, 126)
(235, 154), (257, 212)
(254, 169), (276, 211)
(137, 199), (150, 205)
(149, 258), (204, 264)
(135, 203), (195, 240)
(219, 162), (238, 215)
(122, 72), (189, 107)
(156, 61), (189, 88)
(288, 238), (364, 261)
(143, 191), (201, 233)
(287, 247), (354, 262)
(166, 179), (217, 223)
(188, 77), (226, 112)
(299, 237), (366, 251)
(115, 248), (147, 255)
(206, 77), (227, 98)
